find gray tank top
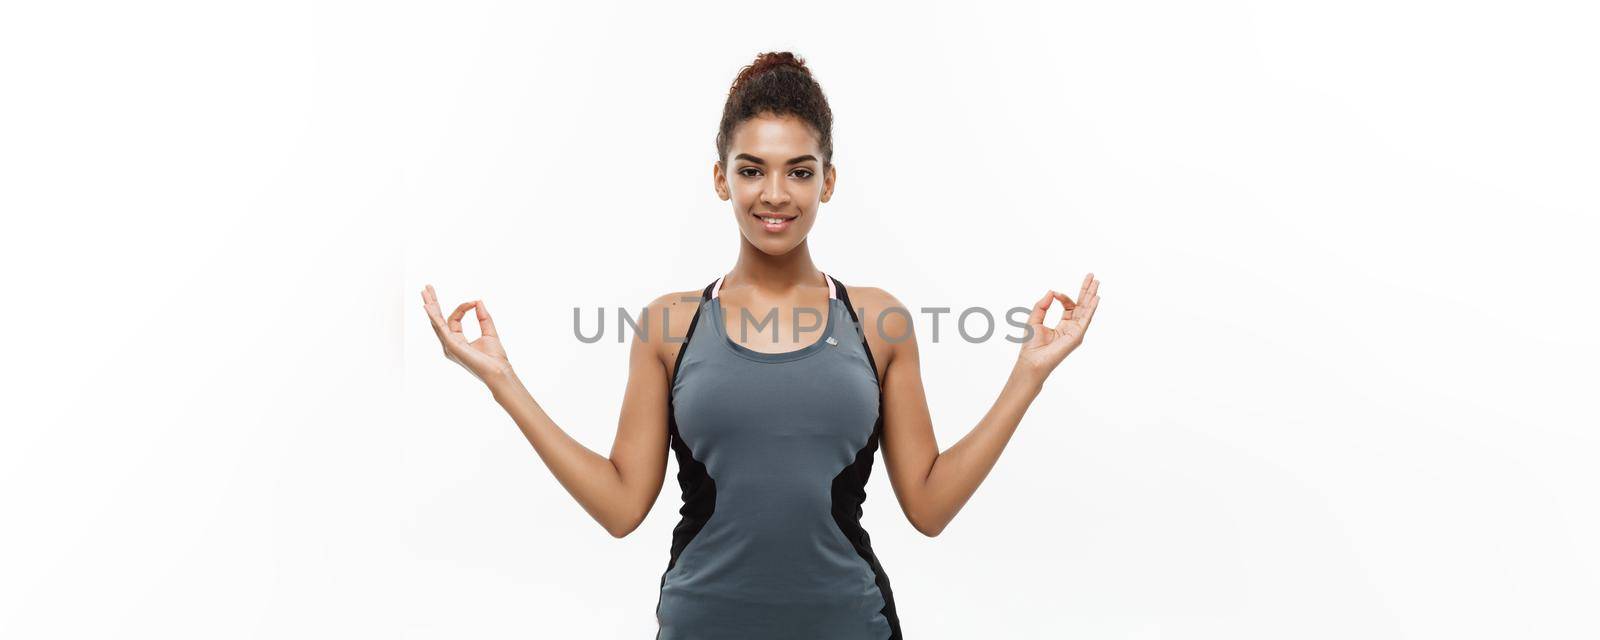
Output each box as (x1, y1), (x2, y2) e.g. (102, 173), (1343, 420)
(655, 272), (902, 639)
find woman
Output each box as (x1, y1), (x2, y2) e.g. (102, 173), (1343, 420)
(421, 51), (1101, 640)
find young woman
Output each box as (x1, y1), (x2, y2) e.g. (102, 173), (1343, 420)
(421, 51), (1101, 640)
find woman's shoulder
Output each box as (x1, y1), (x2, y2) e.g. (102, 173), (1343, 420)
(839, 282), (895, 305)
(636, 287), (711, 369)
(839, 283), (910, 331)
(640, 287), (707, 336)
(837, 283), (914, 372)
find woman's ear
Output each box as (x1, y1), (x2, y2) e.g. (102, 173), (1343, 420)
(820, 163), (836, 203)
(712, 161), (730, 201)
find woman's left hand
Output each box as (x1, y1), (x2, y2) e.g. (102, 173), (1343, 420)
(1016, 273), (1100, 380)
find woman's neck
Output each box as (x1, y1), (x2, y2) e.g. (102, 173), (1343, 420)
(726, 239), (823, 295)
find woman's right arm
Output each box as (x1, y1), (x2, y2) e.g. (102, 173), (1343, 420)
(422, 285), (684, 538)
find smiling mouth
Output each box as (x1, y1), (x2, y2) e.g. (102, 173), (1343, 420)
(753, 212), (796, 224)
(752, 212), (797, 233)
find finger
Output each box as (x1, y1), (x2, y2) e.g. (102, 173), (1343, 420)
(422, 287), (450, 337)
(422, 285), (444, 320)
(1073, 292), (1100, 332)
(1027, 289), (1054, 326)
(1057, 300), (1079, 333)
(447, 301), (475, 335)
(1049, 293), (1071, 329)
(1061, 279), (1097, 329)
(1074, 278), (1098, 318)
(476, 299), (498, 338)
(1053, 291), (1075, 310)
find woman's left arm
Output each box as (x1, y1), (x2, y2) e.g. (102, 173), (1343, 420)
(872, 274), (1100, 537)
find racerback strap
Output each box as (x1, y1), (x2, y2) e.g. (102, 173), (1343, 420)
(827, 274), (879, 384)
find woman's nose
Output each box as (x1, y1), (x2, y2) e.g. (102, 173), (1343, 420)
(761, 175), (789, 206)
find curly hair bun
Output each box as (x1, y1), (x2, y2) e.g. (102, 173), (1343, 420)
(730, 51), (812, 95)
(717, 51), (834, 167)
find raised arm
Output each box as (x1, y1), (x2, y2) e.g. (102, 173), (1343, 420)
(863, 275), (1101, 537)
(422, 285), (692, 538)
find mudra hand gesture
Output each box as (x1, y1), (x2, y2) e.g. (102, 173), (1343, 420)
(421, 284), (514, 385)
(1016, 273), (1101, 380)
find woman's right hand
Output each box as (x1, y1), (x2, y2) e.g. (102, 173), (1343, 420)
(421, 284), (514, 386)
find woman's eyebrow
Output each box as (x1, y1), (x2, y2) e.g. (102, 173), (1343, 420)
(734, 153), (818, 165)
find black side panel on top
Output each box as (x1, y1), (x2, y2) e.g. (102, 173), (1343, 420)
(655, 280), (720, 639)
(830, 415), (903, 639)
(828, 275), (903, 639)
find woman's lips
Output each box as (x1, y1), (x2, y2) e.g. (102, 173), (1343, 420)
(752, 212), (795, 232)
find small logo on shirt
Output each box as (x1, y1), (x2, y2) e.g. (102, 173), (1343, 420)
(825, 336), (838, 346)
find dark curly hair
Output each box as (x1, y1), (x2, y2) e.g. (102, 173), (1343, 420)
(716, 51), (834, 169)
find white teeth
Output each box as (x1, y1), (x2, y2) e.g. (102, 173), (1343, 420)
(761, 217), (787, 224)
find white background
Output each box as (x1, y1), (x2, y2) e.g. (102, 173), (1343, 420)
(3, 1), (1597, 638)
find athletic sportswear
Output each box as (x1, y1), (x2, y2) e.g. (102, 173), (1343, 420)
(654, 272), (902, 639)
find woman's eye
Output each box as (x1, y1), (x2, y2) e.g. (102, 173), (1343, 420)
(739, 168), (761, 178)
(792, 169), (814, 179)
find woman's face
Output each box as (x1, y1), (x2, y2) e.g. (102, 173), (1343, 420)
(714, 113), (836, 255)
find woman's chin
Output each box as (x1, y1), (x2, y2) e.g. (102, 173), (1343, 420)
(745, 233), (805, 255)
